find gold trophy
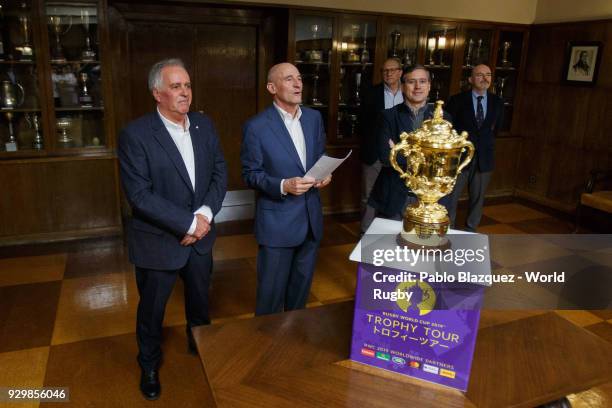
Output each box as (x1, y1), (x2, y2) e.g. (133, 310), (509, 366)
(389, 101), (474, 247)
(16, 11), (34, 60)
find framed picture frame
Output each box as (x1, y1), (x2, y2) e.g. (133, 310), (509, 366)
(562, 41), (603, 85)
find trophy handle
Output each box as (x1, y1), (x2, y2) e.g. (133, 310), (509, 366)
(63, 15), (73, 34)
(15, 82), (25, 107)
(390, 140), (420, 182)
(456, 139), (475, 174)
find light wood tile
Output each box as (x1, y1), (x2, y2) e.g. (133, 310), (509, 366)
(555, 310), (604, 327)
(0, 254), (66, 287)
(311, 244), (357, 302)
(52, 273), (187, 345)
(0, 346), (49, 408)
(488, 235), (571, 268)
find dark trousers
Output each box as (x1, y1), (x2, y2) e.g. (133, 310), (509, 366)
(255, 231), (320, 316)
(448, 164), (492, 232)
(135, 249), (212, 371)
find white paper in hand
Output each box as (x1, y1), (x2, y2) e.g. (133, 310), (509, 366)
(305, 150), (352, 181)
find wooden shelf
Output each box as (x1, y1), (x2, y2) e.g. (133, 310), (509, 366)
(55, 106), (105, 112)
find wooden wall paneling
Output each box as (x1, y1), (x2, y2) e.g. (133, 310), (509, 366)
(319, 146), (360, 213)
(195, 24), (258, 191)
(0, 161), (54, 237)
(49, 158), (121, 231)
(488, 136), (520, 196)
(516, 20), (612, 209)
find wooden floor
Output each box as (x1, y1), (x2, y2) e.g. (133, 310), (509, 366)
(0, 199), (611, 407)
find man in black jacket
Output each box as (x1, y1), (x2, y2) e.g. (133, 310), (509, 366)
(368, 64), (451, 220)
(446, 64), (504, 231)
(359, 57), (403, 232)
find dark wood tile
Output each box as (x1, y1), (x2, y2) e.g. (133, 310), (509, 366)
(0, 281), (61, 353)
(585, 322), (612, 345)
(43, 326), (214, 407)
(510, 217), (575, 234)
(216, 219), (254, 237)
(210, 258), (258, 318)
(591, 310), (612, 321)
(320, 221), (359, 247)
(64, 245), (132, 279)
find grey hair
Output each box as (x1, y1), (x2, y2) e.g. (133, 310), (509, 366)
(148, 58), (186, 92)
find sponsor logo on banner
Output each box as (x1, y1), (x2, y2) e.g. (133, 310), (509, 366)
(440, 369), (456, 379)
(423, 364), (439, 374)
(361, 348), (375, 357)
(409, 361), (420, 369)
(391, 356), (406, 365)
(375, 351), (390, 361)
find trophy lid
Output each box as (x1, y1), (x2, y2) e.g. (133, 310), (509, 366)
(401, 100), (469, 148)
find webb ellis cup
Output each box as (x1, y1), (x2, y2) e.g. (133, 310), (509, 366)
(390, 101), (474, 247)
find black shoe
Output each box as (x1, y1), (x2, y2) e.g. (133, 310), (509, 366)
(140, 369), (160, 400)
(187, 330), (198, 355)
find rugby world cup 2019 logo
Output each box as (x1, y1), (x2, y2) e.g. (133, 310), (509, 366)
(394, 280), (436, 316)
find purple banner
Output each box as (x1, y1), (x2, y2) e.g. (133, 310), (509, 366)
(350, 262), (483, 391)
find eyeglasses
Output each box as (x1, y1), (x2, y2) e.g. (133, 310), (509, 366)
(381, 68), (402, 74)
(473, 73), (492, 79)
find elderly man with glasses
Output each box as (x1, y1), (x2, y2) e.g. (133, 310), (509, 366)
(358, 57), (404, 232)
(445, 64), (504, 232)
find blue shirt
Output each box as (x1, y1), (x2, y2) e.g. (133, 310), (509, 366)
(384, 84), (403, 109)
(471, 91), (487, 119)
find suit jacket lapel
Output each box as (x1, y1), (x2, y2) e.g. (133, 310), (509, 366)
(151, 112), (194, 194)
(300, 111), (315, 170)
(189, 113), (204, 199)
(483, 91), (496, 128)
(466, 91), (479, 130)
(267, 106), (305, 173)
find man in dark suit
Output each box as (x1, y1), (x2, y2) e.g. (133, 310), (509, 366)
(368, 64), (451, 220)
(118, 58), (227, 400)
(241, 62), (331, 316)
(446, 64), (504, 231)
(359, 57), (404, 232)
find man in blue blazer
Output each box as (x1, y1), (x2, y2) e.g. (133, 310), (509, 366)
(241, 62), (331, 316)
(368, 65), (451, 220)
(446, 64), (504, 231)
(118, 59), (227, 400)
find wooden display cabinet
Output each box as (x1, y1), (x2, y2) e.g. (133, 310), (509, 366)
(0, 0), (120, 245)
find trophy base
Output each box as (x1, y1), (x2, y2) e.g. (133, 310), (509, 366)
(310, 99), (324, 106)
(396, 232), (451, 250)
(5, 142), (17, 152)
(33, 142), (44, 150)
(81, 52), (96, 62)
(307, 50), (323, 63)
(51, 57), (67, 63)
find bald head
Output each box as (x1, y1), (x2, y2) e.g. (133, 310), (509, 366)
(266, 62), (303, 114)
(267, 63), (297, 83)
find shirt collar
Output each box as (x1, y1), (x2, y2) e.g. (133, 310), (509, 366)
(157, 107), (190, 132)
(404, 101), (427, 116)
(383, 83), (401, 95)
(273, 102), (302, 121)
(472, 90), (487, 100)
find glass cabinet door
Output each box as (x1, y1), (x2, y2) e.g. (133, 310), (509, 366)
(384, 21), (419, 67)
(459, 27), (494, 92)
(0, 0), (43, 153)
(495, 30), (524, 132)
(294, 14), (332, 135)
(337, 15), (376, 140)
(45, 1), (104, 149)
(424, 23), (456, 102)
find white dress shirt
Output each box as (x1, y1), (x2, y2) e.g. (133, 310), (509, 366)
(273, 103), (307, 195)
(157, 108), (213, 235)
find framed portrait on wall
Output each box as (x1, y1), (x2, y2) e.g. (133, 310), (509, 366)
(562, 41), (603, 85)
